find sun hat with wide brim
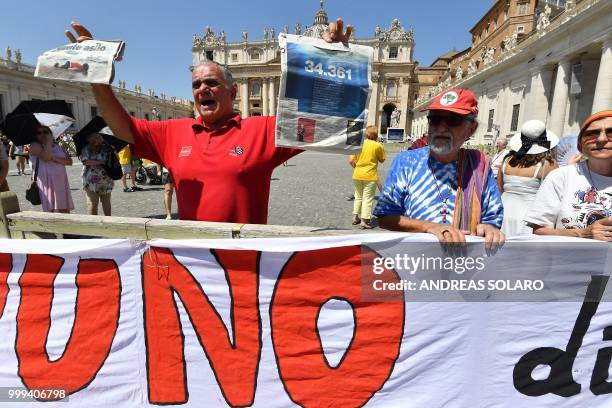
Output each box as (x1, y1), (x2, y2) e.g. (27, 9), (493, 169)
(508, 120), (559, 156)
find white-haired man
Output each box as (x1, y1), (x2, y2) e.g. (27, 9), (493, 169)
(374, 89), (505, 248)
(64, 20), (352, 223)
(491, 136), (509, 178)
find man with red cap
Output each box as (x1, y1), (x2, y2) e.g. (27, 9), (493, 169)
(374, 89), (505, 247)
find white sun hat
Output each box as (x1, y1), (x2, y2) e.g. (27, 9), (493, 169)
(508, 120), (559, 156)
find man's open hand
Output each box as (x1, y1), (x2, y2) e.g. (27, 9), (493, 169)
(322, 18), (353, 43)
(423, 223), (468, 246)
(475, 224), (505, 250)
(65, 21), (93, 43)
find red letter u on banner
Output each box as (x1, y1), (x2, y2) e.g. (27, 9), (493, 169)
(271, 245), (405, 407)
(0, 253), (11, 318)
(142, 247), (261, 406)
(16, 255), (121, 399)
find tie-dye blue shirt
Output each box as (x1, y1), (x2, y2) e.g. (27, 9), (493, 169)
(373, 147), (503, 227)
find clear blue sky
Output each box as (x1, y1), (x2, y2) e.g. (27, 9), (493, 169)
(2, 0), (491, 100)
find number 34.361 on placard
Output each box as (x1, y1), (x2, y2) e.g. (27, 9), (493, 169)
(304, 60), (352, 80)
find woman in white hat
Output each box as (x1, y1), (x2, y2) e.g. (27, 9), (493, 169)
(496, 120), (558, 235)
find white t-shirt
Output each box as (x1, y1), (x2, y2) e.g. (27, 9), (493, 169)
(525, 161), (612, 229)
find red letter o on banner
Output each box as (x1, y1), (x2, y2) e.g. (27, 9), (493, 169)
(271, 245), (404, 407)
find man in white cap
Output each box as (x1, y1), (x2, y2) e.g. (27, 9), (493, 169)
(374, 89), (505, 248)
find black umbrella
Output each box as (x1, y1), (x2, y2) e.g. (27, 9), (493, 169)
(73, 116), (128, 156)
(0, 100), (75, 146)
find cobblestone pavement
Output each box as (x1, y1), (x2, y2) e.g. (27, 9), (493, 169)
(5, 151), (396, 230)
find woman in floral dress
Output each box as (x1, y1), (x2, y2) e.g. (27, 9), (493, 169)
(79, 133), (114, 216)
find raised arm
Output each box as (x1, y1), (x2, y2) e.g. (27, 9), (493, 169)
(65, 22), (135, 143)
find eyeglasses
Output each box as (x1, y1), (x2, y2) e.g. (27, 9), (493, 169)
(192, 78), (222, 89)
(427, 114), (474, 128)
(582, 127), (612, 142)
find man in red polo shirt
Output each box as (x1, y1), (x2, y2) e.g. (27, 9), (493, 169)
(64, 20), (353, 223)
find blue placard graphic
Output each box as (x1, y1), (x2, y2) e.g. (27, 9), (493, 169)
(387, 128), (405, 141)
(285, 42), (369, 119)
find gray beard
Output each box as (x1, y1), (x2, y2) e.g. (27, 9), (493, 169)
(429, 134), (453, 156)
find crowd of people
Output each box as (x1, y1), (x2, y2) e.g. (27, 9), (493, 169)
(374, 90), (610, 244)
(0, 19), (609, 245)
(0, 132), (171, 217)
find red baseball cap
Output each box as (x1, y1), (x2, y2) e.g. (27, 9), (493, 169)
(421, 89), (479, 116)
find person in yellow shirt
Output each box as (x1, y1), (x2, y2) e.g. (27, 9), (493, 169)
(350, 126), (386, 228)
(118, 145), (142, 192)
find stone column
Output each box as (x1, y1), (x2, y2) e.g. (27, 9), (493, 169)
(577, 56), (599, 125)
(269, 78), (277, 116)
(548, 58), (571, 136)
(524, 65), (554, 122)
(592, 38), (612, 113)
(368, 73), (380, 127)
(262, 78), (269, 116)
(495, 84), (510, 137)
(239, 78), (249, 118)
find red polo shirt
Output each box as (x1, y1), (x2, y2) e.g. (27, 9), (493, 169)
(129, 114), (301, 224)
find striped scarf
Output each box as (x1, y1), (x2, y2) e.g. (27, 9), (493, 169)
(452, 149), (491, 233)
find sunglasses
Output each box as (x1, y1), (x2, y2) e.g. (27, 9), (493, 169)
(192, 78), (222, 90)
(427, 114), (474, 127)
(582, 127), (612, 142)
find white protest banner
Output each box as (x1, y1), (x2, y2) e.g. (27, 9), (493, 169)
(35, 40), (125, 84)
(276, 34), (373, 154)
(0, 235), (611, 407)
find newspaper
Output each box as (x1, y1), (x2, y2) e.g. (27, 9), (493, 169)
(33, 113), (75, 139)
(276, 34), (374, 154)
(34, 40), (125, 84)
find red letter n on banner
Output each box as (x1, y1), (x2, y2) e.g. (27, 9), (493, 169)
(142, 247), (261, 406)
(16, 255), (121, 399)
(271, 246), (405, 407)
(0, 253), (11, 318)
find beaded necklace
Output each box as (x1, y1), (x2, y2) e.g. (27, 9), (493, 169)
(427, 159), (456, 224)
